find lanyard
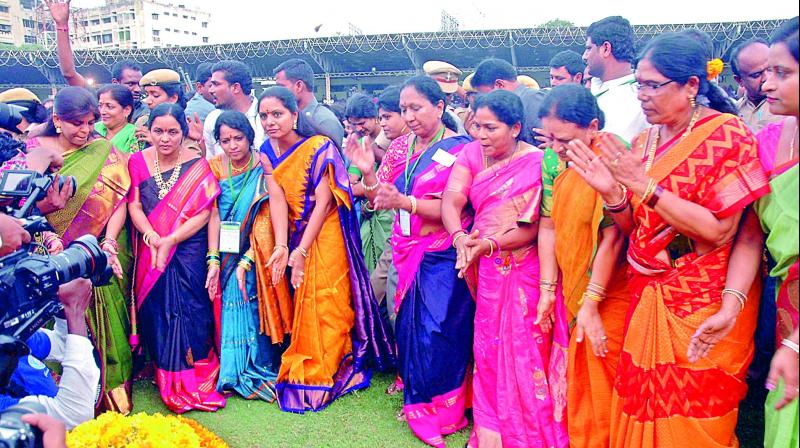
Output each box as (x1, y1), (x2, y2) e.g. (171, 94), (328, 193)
(402, 126), (445, 194)
(226, 152), (254, 214)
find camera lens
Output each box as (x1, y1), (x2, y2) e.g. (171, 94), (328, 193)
(49, 235), (109, 285)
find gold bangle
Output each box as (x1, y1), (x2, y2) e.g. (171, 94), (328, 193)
(296, 247), (309, 258)
(273, 244), (288, 253)
(143, 230), (159, 247)
(586, 282), (608, 294)
(408, 195), (418, 215)
(540, 280), (558, 287)
(482, 238), (495, 258)
(722, 288), (748, 313)
(580, 291), (605, 305)
(362, 178), (380, 192)
(238, 259), (252, 272)
(452, 232), (468, 248)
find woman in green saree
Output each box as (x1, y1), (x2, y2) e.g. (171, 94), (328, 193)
(95, 84), (138, 154)
(27, 86), (134, 415)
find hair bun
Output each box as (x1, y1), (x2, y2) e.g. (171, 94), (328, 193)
(706, 58), (724, 81)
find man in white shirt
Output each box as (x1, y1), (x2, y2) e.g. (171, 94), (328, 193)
(203, 60), (264, 159)
(6, 279), (100, 430)
(583, 16), (649, 143)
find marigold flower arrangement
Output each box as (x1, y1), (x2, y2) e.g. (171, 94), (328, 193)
(706, 58), (724, 80)
(66, 412), (228, 448)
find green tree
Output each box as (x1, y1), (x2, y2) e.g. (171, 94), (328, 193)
(540, 19), (574, 28)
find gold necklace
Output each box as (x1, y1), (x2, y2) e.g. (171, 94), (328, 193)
(645, 106), (701, 173)
(231, 152), (253, 175)
(153, 150), (183, 199)
(484, 141), (520, 169)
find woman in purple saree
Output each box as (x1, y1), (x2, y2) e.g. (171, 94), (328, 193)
(442, 91), (569, 448)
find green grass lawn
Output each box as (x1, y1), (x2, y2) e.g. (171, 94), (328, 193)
(132, 371), (765, 448)
(132, 372), (469, 448)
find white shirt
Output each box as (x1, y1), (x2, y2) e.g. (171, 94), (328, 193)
(203, 95), (265, 159)
(20, 319), (100, 429)
(590, 74), (649, 144)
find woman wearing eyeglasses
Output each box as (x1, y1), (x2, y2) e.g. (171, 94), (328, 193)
(568, 31), (769, 447)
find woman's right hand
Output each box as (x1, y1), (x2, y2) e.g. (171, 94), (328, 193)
(147, 233), (162, 269)
(575, 301), (609, 358)
(288, 249), (306, 289)
(205, 264), (219, 301)
(454, 230), (480, 277)
(36, 175), (74, 215)
(344, 134), (376, 175)
(44, 0), (70, 26)
(566, 139), (619, 198)
(535, 289), (556, 334)
(267, 246), (289, 286)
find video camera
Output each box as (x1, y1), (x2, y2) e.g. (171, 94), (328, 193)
(0, 167), (110, 397)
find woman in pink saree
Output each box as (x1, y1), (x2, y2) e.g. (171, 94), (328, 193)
(127, 103), (226, 413)
(442, 90), (569, 448)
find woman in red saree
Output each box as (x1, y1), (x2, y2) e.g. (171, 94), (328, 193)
(442, 90), (569, 448)
(568, 32), (770, 447)
(127, 103), (225, 413)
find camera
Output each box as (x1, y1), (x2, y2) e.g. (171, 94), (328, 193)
(0, 170), (76, 231)
(0, 402), (46, 448)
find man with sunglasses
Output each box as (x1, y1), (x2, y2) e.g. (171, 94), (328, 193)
(730, 38), (780, 132)
(583, 16), (648, 143)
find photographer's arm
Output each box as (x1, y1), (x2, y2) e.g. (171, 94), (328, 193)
(20, 279), (99, 429)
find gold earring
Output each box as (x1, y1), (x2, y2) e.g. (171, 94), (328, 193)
(689, 95), (697, 109)
(293, 119), (298, 130)
(56, 125), (62, 134)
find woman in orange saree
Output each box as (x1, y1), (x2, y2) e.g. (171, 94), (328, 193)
(537, 84), (629, 448)
(567, 33), (770, 447)
(258, 87), (394, 413)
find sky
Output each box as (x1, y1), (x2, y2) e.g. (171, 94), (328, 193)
(73, 0), (799, 44)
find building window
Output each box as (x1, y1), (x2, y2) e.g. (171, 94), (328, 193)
(23, 19), (36, 28)
(80, 20), (88, 26)
(202, 37), (209, 43)
(184, 30), (188, 34)
(101, 33), (112, 43)
(182, 15), (188, 19)
(152, 13), (158, 20)
(165, 27), (170, 31)
(0, 5), (10, 13)
(102, 17), (111, 23)
(152, 29), (160, 36)
(24, 35), (37, 44)
(192, 31), (196, 35)
(0, 24), (12, 34)
(90, 19), (100, 25)
(191, 16), (196, 20)
(118, 30), (130, 41)
(201, 21), (208, 28)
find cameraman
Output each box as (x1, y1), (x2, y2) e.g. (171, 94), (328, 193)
(0, 279), (99, 429)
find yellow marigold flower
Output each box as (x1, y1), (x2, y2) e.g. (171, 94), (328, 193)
(707, 58), (724, 80)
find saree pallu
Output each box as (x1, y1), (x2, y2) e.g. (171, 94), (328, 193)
(209, 158), (292, 402)
(262, 135), (394, 413)
(755, 121), (799, 448)
(95, 122), (138, 154)
(611, 114), (770, 448)
(548, 140), (631, 448)
(129, 153), (226, 414)
(387, 135), (475, 448)
(448, 142), (568, 448)
(34, 138), (135, 414)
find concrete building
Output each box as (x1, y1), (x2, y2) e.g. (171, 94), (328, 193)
(0, 0), (210, 49)
(70, 0), (211, 49)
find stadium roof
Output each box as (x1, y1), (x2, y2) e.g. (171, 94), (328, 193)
(0, 19), (785, 88)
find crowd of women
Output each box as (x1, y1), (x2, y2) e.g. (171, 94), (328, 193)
(1, 14), (797, 448)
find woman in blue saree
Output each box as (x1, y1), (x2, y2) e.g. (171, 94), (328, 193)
(206, 111), (293, 401)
